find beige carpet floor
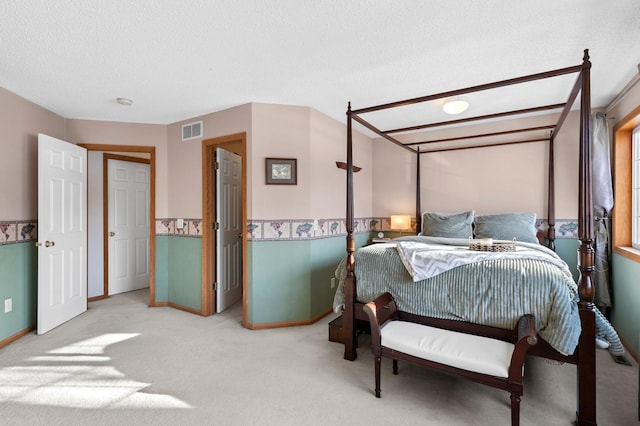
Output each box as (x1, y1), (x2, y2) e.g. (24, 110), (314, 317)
(0, 289), (637, 425)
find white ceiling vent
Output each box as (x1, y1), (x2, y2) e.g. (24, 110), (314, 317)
(182, 121), (203, 141)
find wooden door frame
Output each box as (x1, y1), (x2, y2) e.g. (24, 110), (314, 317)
(79, 144), (157, 307)
(202, 133), (247, 323)
(102, 153), (151, 298)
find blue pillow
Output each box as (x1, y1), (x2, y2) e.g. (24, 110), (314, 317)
(421, 210), (474, 238)
(474, 213), (538, 243)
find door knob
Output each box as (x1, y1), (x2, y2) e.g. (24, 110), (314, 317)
(109, 232), (116, 237)
(45, 240), (55, 247)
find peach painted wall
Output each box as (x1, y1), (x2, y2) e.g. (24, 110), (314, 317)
(372, 110), (582, 220)
(64, 119), (169, 217)
(250, 104), (373, 220)
(0, 87), (66, 220)
(310, 108), (373, 219)
(372, 142), (416, 218)
(166, 103), (252, 218)
(251, 103), (312, 219)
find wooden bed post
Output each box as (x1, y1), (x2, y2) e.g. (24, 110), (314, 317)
(416, 148), (422, 234)
(576, 49), (597, 426)
(548, 134), (556, 250)
(344, 102), (357, 361)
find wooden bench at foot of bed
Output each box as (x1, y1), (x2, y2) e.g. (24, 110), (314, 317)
(363, 293), (538, 426)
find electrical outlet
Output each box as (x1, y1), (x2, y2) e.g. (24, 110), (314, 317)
(331, 277), (336, 289)
(4, 298), (12, 313)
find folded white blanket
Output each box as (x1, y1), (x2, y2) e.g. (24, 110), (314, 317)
(394, 237), (572, 282)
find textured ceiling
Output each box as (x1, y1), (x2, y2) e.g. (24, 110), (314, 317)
(1, 1), (639, 130)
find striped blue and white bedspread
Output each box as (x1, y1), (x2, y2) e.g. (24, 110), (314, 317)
(333, 236), (624, 356)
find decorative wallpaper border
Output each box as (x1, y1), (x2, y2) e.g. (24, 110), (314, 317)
(155, 218), (203, 237)
(552, 219), (579, 239)
(247, 217), (388, 241)
(0, 218), (579, 246)
(245, 218), (580, 242)
(0, 220), (38, 246)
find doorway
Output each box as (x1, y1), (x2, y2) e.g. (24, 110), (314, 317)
(202, 133), (247, 323)
(105, 154), (151, 296)
(80, 144), (157, 306)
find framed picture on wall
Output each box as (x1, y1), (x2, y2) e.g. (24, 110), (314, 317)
(265, 158), (297, 185)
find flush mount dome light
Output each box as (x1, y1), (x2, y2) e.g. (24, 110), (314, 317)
(442, 98), (469, 115)
(116, 97), (133, 106)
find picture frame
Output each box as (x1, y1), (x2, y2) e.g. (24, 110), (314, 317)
(265, 158), (297, 185)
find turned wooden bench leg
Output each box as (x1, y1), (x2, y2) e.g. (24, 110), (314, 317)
(374, 355), (382, 398)
(510, 393), (521, 426)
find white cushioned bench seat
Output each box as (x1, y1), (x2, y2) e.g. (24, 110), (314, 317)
(364, 293), (537, 426)
(381, 320), (515, 378)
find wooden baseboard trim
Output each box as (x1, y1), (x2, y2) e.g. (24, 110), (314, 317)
(167, 302), (203, 316)
(246, 308), (333, 330)
(0, 326), (35, 349)
(88, 295), (108, 303)
(311, 308), (334, 323)
(152, 301), (169, 307)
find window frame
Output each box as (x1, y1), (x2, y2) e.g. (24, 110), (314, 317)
(633, 125), (640, 249)
(613, 104), (640, 262)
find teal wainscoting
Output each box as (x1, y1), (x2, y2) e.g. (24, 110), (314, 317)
(166, 236), (202, 312)
(0, 243), (37, 342)
(154, 236), (169, 303)
(611, 253), (640, 354)
(247, 240), (311, 325)
(310, 237), (350, 319)
(247, 233), (369, 326)
(554, 238), (580, 283)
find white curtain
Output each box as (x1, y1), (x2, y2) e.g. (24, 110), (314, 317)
(592, 112), (613, 309)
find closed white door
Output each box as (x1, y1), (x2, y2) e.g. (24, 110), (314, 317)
(107, 159), (150, 295)
(37, 134), (87, 334)
(216, 148), (242, 312)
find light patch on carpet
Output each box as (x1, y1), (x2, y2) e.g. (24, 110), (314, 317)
(0, 333), (191, 409)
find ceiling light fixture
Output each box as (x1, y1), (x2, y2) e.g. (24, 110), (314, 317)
(116, 97), (133, 106)
(442, 98), (469, 115)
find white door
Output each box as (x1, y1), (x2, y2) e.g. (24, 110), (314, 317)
(107, 159), (150, 295)
(216, 148), (242, 312)
(37, 134), (87, 334)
